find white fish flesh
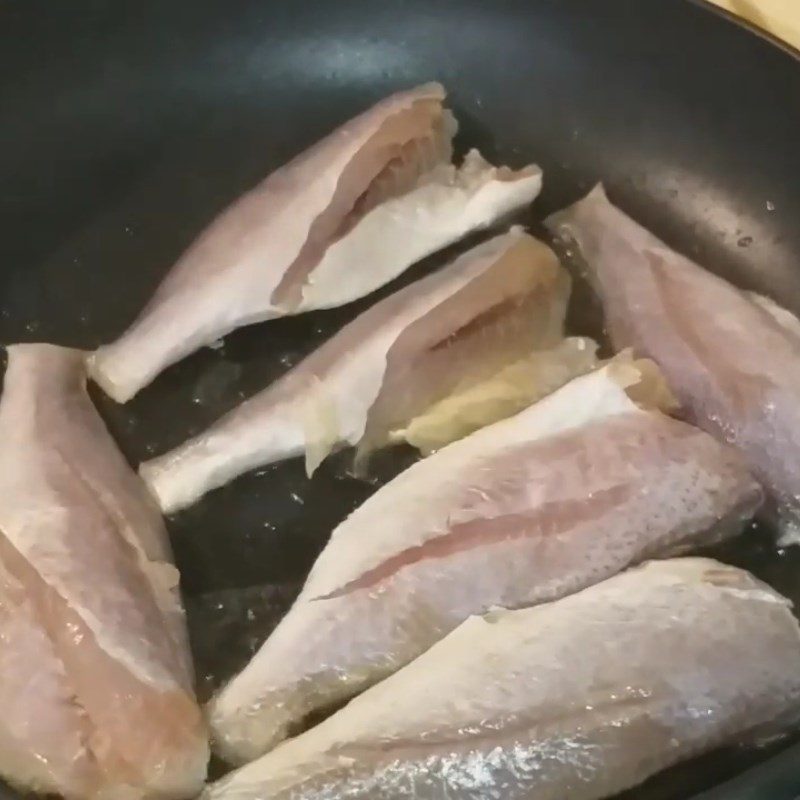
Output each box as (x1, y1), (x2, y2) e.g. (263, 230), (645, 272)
(547, 185), (800, 542)
(207, 358), (761, 765)
(141, 230), (587, 514)
(0, 344), (208, 799)
(88, 82), (542, 403)
(204, 558), (800, 800)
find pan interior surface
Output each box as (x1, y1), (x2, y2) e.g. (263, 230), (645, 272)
(1, 1), (799, 798)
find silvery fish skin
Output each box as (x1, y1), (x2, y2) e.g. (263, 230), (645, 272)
(0, 345), (208, 799)
(207, 360), (761, 765)
(88, 82), (542, 403)
(547, 184), (800, 542)
(204, 558), (800, 800)
(140, 230), (582, 514)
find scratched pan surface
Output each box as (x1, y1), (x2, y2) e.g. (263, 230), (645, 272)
(2, 0), (800, 797)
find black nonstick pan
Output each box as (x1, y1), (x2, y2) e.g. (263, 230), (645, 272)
(1, 0), (800, 797)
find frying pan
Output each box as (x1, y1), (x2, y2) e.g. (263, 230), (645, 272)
(1, 0), (800, 797)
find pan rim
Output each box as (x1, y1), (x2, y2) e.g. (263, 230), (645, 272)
(690, 0), (800, 61)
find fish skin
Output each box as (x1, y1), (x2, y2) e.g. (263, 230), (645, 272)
(140, 230), (572, 514)
(203, 558), (800, 800)
(0, 344), (208, 799)
(546, 184), (800, 541)
(0, 558), (96, 799)
(207, 363), (761, 765)
(88, 83), (542, 403)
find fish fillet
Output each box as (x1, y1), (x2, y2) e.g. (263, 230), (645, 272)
(207, 359), (761, 765)
(141, 230), (584, 514)
(88, 83), (542, 403)
(546, 185), (800, 542)
(204, 558), (800, 800)
(0, 344), (208, 799)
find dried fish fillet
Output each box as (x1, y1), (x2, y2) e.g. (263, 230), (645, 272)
(141, 230), (579, 514)
(547, 185), (800, 542)
(207, 360), (761, 765)
(88, 83), (542, 402)
(204, 558), (800, 800)
(0, 344), (208, 799)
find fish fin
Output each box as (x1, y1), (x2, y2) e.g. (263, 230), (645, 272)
(303, 378), (341, 477)
(399, 337), (599, 455)
(605, 350), (679, 414)
(357, 232), (571, 459)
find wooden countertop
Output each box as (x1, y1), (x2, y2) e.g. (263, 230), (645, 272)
(707, 0), (800, 50)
